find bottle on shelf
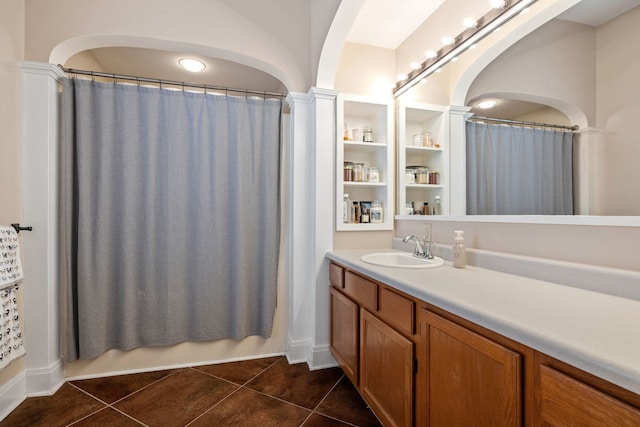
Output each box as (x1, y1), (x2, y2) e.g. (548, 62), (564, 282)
(352, 163), (365, 182)
(368, 166), (380, 183)
(371, 200), (383, 223)
(433, 196), (442, 215)
(343, 122), (350, 141)
(343, 194), (351, 223)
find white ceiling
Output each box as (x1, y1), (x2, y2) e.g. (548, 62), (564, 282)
(347, 0), (640, 50)
(346, 0), (446, 49)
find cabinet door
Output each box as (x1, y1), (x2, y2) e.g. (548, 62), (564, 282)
(421, 310), (522, 427)
(329, 287), (359, 385)
(536, 364), (640, 426)
(360, 308), (414, 427)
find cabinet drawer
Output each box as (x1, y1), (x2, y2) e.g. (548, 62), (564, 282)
(537, 364), (640, 426)
(378, 287), (415, 335)
(344, 271), (377, 311)
(330, 263), (344, 288)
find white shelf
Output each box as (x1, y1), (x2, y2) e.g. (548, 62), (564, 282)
(397, 100), (450, 217)
(336, 94), (394, 231)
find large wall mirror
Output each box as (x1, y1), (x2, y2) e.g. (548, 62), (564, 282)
(397, 0), (640, 220)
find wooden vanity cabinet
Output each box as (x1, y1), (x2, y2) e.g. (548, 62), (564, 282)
(329, 263), (416, 427)
(534, 353), (640, 427)
(418, 309), (524, 427)
(329, 261), (640, 427)
(330, 287), (359, 385)
(360, 308), (414, 427)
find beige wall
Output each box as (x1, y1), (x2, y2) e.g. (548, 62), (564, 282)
(0, 0), (25, 386)
(596, 6), (640, 215)
(23, 0), (338, 93)
(395, 219), (640, 273)
(465, 18), (597, 124)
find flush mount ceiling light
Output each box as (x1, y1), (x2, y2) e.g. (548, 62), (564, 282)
(179, 58), (206, 73)
(477, 99), (498, 109)
(394, 0), (538, 96)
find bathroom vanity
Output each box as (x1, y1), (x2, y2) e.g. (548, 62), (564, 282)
(327, 250), (640, 427)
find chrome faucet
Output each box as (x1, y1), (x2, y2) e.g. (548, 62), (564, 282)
(403, 235), (434, 259)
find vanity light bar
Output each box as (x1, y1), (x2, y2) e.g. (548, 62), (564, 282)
(393, 0), (538, 96)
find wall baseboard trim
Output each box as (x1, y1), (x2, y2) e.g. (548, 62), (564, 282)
(285, 335), (311, 365)
(0, 371), (26, 421)
(308, 344), (337, 371)
(285, 336), (338, 371)
(26, 358), (64, 397)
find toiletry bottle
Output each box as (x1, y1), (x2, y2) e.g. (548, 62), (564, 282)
(370, 200), (383, 223)
(343, 194), (351, 223)
(433, 196), (442, 215)
(453, 230), (466, 268)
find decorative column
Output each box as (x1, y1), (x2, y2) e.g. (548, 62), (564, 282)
(20, 62), (65, 395)
(284, 88), (337, 369)
(309, 87), (338, 368)
(448, 105), (473, 216)
(573, 127), (602, 215)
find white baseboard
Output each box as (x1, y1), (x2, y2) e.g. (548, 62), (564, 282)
(26, 358), (64, 397)
(285, 335), (311, 365)
(307, 344), (338, 371)
(285, 335), (338, 371)
(0, 371), (26, 421)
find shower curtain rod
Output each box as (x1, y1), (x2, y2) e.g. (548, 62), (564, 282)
(59, 66), (287, 98)
(467, 115), (578, 131)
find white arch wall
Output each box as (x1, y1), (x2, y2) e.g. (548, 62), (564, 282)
(25, 0), (339, 92)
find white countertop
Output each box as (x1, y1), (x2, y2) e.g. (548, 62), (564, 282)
(327, 249), (640, 395)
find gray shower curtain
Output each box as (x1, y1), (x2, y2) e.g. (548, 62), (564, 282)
(60, 78), (282, 361)
(466, 121), (574, 215)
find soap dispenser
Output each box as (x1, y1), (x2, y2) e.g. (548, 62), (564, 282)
(453, 230), (466, 268)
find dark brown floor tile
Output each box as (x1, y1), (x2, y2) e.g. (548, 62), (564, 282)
(0, 383), (105, 427)
(113, 368), (238, 427)
(302, 413), (354, 427)
(189, 386), (311, 427)
(71, 369), (178, 403)
(246, 358), (343, 409)
(71, 407), (144, 426)
(193, 356), (282, 384)
(316, 377), (382, 427)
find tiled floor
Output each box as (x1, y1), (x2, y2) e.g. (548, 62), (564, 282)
(1, 356), (382, 427)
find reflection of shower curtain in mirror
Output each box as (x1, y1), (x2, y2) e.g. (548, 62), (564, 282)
(60, 78), (282, 361)
(466, 121), (574, 215)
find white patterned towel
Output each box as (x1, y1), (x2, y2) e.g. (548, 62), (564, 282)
(0, 226), (25, 369)
(0, 226), (23, 289)
(0, 284), (25, 369)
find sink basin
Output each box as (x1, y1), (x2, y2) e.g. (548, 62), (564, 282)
(361, 252), (444, 269)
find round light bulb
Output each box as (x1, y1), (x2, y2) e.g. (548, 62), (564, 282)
(441, 36), (455, 46)
(477, 100), (497, 109)
(425, 50), (438, 59)
(179, 58), (206, 73)
(490, 0), (506, 8)
(463, 18), (477, 28)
